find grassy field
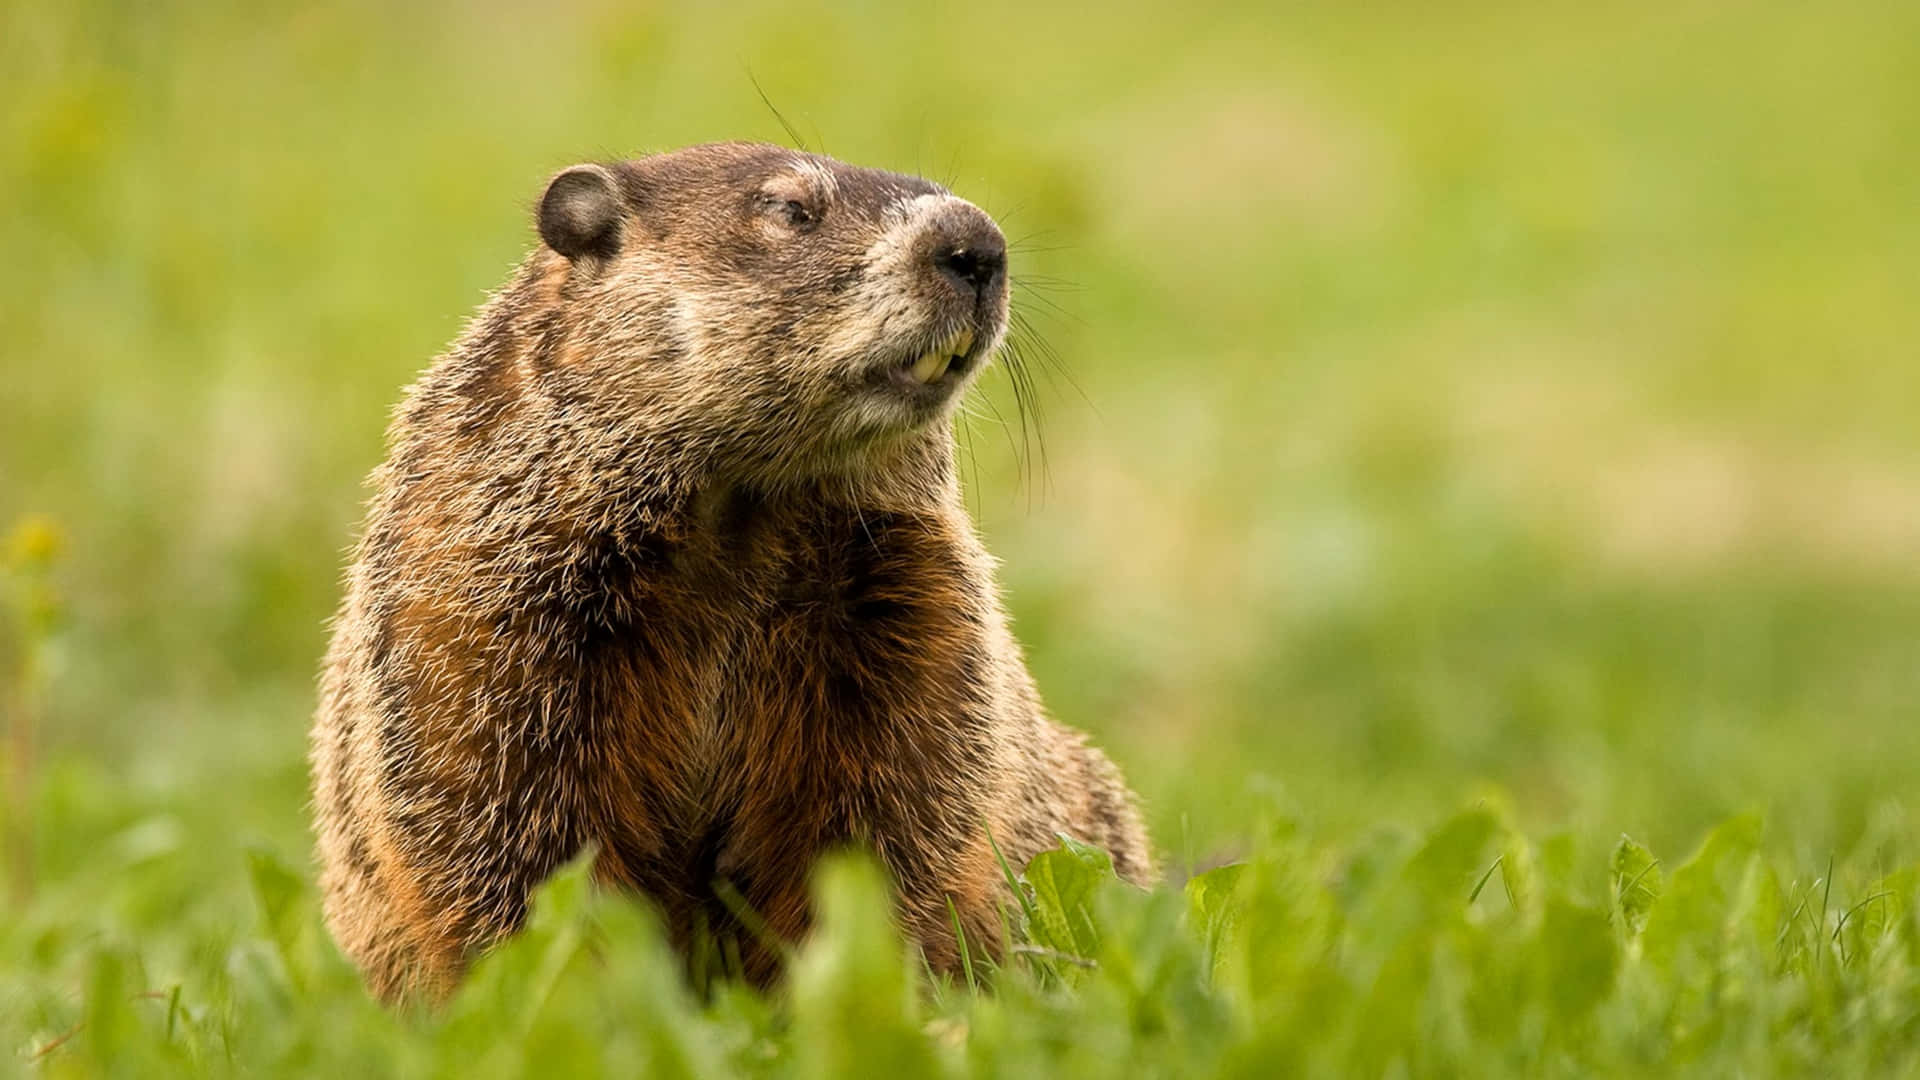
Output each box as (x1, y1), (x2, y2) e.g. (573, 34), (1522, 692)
(5, 0), (1919, 1074)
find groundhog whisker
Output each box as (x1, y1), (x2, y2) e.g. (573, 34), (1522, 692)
(956, 412), (983, 516)
(991, 341), (1040, 500)
(1008, 305), (1086, 408)
(968, 391), (1027, 477)
(998, 313), (1062, 497)
(1008, 274), (1084, 299)
(1005, 233), (1073, 257)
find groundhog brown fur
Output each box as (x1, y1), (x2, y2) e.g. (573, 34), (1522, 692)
(310, 141), (1153, 1004)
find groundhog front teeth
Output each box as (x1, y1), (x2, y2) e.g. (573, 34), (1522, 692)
(910, 348), (952, 384)
(908, 329), (977, 384)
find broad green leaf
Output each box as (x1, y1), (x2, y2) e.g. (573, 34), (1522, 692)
(443, 848), (601, 1043)
(1185, 862), (1247, 982)
(1739, 858), (1786, 959)
(1499, 830), (1540, 921)
(1021, 835), (1115, 970)
(1538, 831), (1578, 896)
(1537, 898), (1617, 1020)
(246, 847), (308, 989)
(590, 899), (728, 1080)
(1403, 808), (1499, 905)
(1642, 814), (1763, 968)
(1610, 836), (1662, 936)
(523, 845), (599, 933)
(1332, 826), (1415, 912)
(788, 853), (939, 1080)
(517, 851), (599, 1034)
(1470, 787), (1538, 918)
(1342, 807), (1500, 1073)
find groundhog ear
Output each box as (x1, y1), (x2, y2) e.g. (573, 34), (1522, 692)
(538, 164), (624, 260)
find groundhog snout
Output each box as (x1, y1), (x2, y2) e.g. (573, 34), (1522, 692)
(921, 203), (1007, 306)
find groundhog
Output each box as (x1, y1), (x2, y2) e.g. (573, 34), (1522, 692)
(310, 141), (1153, 1004)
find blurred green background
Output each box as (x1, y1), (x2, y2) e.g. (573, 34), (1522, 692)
(3, 0), (1917, 920)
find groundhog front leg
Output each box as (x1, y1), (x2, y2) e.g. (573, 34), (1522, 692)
(710, 784), (1010, 986)
(1023, 723), (1157, 887)
(891, 732), (1158, 974)
(314, 701), (599, 1004)
(314, 599), (662, 1004)
(879, 829), (1011, 975)
(312, 784), (497, 1005)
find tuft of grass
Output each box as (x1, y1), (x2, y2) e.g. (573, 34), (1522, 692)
(8, 805), (1920, 1076)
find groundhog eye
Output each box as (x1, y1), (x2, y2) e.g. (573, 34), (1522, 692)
(758, 193), (817, 229)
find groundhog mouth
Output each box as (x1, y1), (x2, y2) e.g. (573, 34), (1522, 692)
(881, 327), (977, 396)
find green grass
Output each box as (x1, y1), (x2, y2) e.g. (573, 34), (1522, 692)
(4, 0), (1919, 1074)
(8, 792), (1920, 1075)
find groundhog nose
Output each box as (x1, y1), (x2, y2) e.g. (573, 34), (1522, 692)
(936, 245), (1005, 295)
(933, 226), (1007, 298)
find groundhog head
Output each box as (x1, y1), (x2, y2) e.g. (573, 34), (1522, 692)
(529, 141), (1010, 487)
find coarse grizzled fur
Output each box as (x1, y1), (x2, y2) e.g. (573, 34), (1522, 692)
(310, 141), (1153, 1005)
